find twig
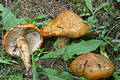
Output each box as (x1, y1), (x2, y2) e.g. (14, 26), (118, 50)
(106, 23), (120, 37)
(72, 76), (82, 80)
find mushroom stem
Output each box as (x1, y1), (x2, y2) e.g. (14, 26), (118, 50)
(16, 36), (31, 71)
(57, 36), (70, 48)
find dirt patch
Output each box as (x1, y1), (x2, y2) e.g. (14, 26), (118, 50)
(18, 0), (73, 18)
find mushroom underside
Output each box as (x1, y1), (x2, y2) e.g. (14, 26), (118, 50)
(5, 28), (42, 56)
(4, 27), (42, 70)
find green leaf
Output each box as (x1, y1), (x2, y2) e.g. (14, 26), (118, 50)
(32, 50), (38, 80)
(113, 69), (120, 80)
(111, 39), (120, 42)
(98, 26), (106, 29)
(117, 0), (120, 2)
(33, 19), (51, 26)
(80, 13), (91, 17)
(85, 0), (93, 14)
(94, 2), (108, 13)
(0, 4), (26, 30)
(114, 44), (120, 51)
(40, 40), (103, 61)
(80, 76), (88, 80)
(8, 73), (23, 80)
(100, 45), (109, 58)
(30, 13), (48, 23)
(101, 30), (107, 37)
(63, 40), (103, 60)
(19, 18), (27, 23)
(86, 16), (98, 27)
(40, 47), (66, 59)
(36, 13), (48, 19)
(40, 68), (73, 80)
(0, 58), (11, 64)
(0, 4), (4, 11)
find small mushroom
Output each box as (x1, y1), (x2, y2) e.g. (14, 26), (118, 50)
(42, 10), (89, 47)
(3, 24), (43, 71)
(70, 53), (114, 80)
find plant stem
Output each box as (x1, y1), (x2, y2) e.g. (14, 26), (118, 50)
(32, 50), (38, 80)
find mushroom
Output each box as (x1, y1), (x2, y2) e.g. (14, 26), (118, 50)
(3, 24), (43, 71)
(42, 10), (89, 47)
(70, 53), (114, 80)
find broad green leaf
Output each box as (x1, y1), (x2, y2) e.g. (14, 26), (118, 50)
(2, 8), (20, 30)
(40, 40), (103, 61)
(0, 4), (26, 30)
(94, 2), (108, 13)
(63, 40), (103, 60)
(85, 0), (93, 14)
(40, 68), (73, 80)
(40, 47), (66, 59)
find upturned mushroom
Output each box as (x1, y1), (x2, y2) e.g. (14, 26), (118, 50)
(42, 10), (89, 47)
(3, 24), (43, 71)
(70, 53), (114, 80)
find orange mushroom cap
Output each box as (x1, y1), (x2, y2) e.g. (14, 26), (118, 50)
(70, 53), (114, 80)
(3, 24), (43, 57)
(42, 10), (89, 38)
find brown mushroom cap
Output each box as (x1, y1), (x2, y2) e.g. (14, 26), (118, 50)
(42, 10), (89, 38)
(42, 10), (89, 48)
(70, 53), (114, 80)
(3, 24), (43, 57)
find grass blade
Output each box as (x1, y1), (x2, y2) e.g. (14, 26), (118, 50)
(94, 2), (108, 13)
(0, 58), (11, 64)
(85, 0), (93, 14)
